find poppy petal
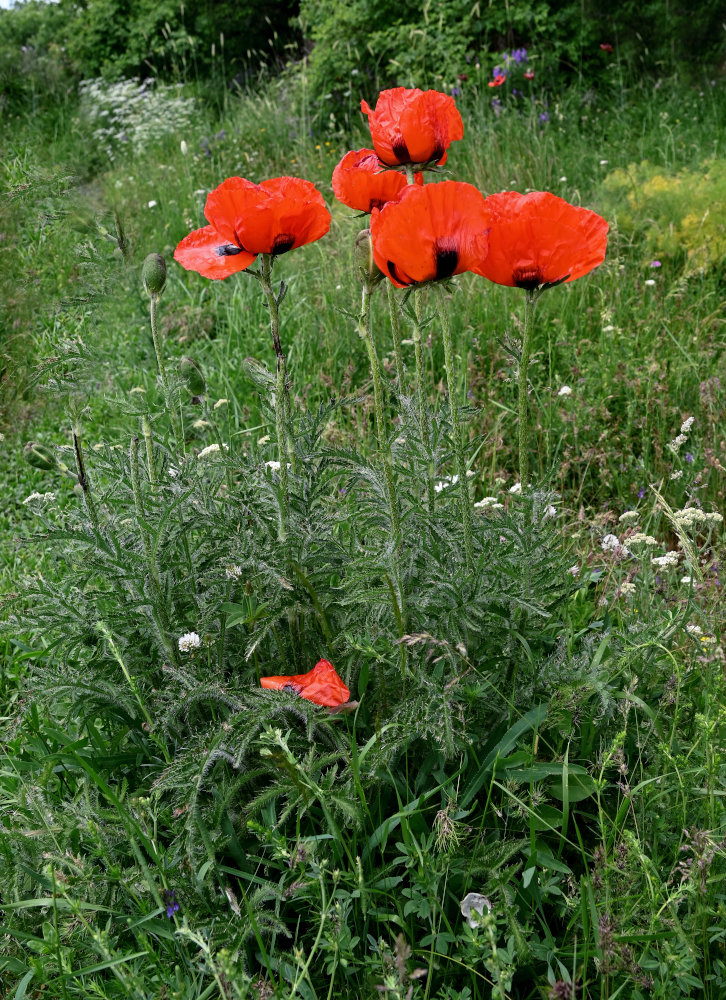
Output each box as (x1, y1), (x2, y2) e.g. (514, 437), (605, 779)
(203, 175), (331, 256)
(362, 88), (463, 167)
(173, 225), (257, 280)
(370, 181), (490, 287)
(260, 658), (350, 707)
(480, 191), (608, 289)
(332, 148), (415, 212)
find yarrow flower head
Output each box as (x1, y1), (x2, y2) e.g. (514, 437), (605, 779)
(557, 385), (572, 397)
(618, 510), (640, 524)
(474, 496), (504, 510)
(23, 491), (56, 506)
(198, 442), (228, 459)
(651, 551), (679, 568)
(178, 631), (201, 652)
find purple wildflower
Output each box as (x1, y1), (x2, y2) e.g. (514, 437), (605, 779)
(162, 889), (179, 918)
(450, 86), (461, 97)
(539, 111), (550, 124)
(650, 260), (662, 268)
(685, 452), (694, 463)
(638, 487), (646, 499)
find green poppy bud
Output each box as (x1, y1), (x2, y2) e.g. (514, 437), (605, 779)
(24, 441), (57, 471)
(142, 253), (167, 297)
(354, 229), (384, 288)
(180, 356), (206, 398)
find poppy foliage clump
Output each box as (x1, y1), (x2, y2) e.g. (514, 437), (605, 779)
(370, 181), (491, 287)
(479, 191), (609, 291)
(174, 175), (331, 280)
(260, 659), (351, 708)
(332, 148), (421, 213)
(361, 87), (464, 167)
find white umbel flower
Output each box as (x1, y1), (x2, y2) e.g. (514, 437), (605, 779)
(651, 551), (679, 568)
(557, 385), (572, 397)
(178, 631), (201, 652)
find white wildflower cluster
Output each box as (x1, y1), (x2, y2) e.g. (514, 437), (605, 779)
(434, 471), (475, 493)
(680, 575), (693, 585)
(651, 551), (679, 568)
(673, 507), (723, 528)
(192, 419), (211, 430)
(23, 491), (55, 506)
(616, 581), (637, 596)
(178, 631), (201, 652)
(474, 496), (504, 510)
(669, 433), (688, 452)
(680, 416), (695, 434)
(557, 385), (572, 397)
(225, 564), (243, 580)
(198, 443), (228, 459)
(670, 470), (684, 480)
(509, 482), (522, 495)
(618, 510), (640, 524)
(213, 398), (229, 410)
(686, 624), (703, 636)
(601, 533), (630, 556)
(628, 533), (658, 546)
(79, 77), (198, 161)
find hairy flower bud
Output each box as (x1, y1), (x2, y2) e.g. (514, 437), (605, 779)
(354, 229), (384, 288)
(24, 441), (57, 471)
(180, 356), (206, 398)
(142, 253), (167, 297)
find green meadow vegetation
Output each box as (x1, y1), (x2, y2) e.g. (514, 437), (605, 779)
(1, 2), (726, 998)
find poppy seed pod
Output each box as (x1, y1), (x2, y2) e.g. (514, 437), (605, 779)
(354, 229), (384, 288)
(180, 356), (206, 398)
(24, 441), (57, 471)
(142, 253), (167, 297)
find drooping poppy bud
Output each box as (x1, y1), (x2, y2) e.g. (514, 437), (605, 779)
(180, 356), (206, 398)
(24, 441), (57, 471)
(260, 658), (350, 707)
(142, 253), (167, 297)
(354, 229), (384, 288)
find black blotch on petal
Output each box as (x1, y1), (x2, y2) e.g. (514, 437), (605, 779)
(216, 244), (245, 256)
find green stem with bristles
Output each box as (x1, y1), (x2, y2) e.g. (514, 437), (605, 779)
(518, 290), (538, 489)
(436, 286), (473, 568)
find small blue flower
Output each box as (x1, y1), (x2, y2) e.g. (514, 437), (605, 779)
(685, 452), (694, 463)
(539, 111), (550, 124)
(638, 487), (645, 499)
(162, 889), (179, 919)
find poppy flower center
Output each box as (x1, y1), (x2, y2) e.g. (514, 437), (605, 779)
(434, 239), (459, 280)
(216, 244), (246, 257)
(391, 136), (411, 164)
(272, 232), (296, 255)
(512, 265), (544, 290)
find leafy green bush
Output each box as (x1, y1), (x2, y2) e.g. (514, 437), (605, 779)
(602, 157), (726, 274)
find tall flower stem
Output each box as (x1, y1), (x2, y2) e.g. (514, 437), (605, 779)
(436, 286), (473, 568)
(70, 412), (101, 537)
(386, 280), (406, 392)
(149, 293), (183, 451)
(258, 254), (292, 540)
(141, 415), (157, 492)
(359, 284), (401, 538)
(413, 288), (435, 515)
(518, 290), (539, 489)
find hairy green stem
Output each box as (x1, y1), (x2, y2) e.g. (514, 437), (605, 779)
(413, 288), (436, 515)
(259, 254), (293, 538)
(360, 284), (401, 538)
(518, 290), (538, 488)
(141, 414), (157, 492)
(71, 420), (101, 536)
(436, 286), (473, 567)
(386, 280), (406, 392)
(149, 293), (182, 451)
(130, 436), (180, 667)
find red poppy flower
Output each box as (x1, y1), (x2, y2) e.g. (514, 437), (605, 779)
(370, 181), (490, 288)
(260, 658), (350, 707)
(488, 74), (506, 88)
(524, 70), (535, 80)
(174, 176), (331, 280)
(478, 191), (608, 290)
(332, 148), (421, 213)
(600, 43), (614, 52)
(360, 88), (463, 168)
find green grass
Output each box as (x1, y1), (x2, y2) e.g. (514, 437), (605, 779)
(0, 67), (725, 1000)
